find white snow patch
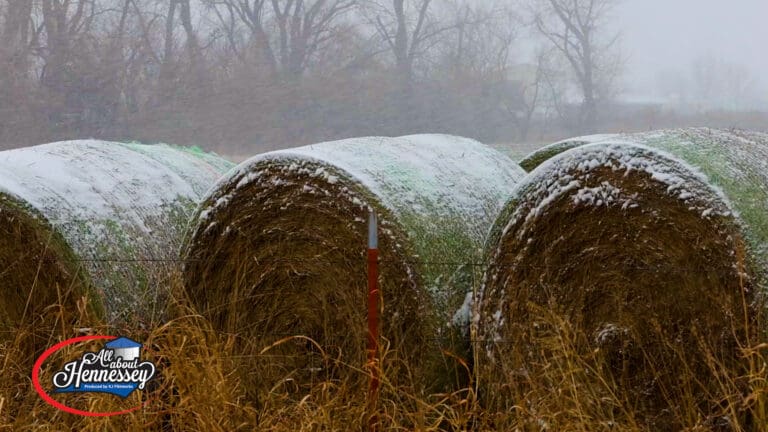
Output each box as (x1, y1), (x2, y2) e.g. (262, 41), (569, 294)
(572, 181), (628, 207)
(594, 323), (629, 345)
(0, 140), (223, 231)
(451, 292), (474, 333)
(210, 134), (525, 231)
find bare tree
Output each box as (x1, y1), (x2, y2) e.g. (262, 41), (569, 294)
(440, 1), (516, 78)
(180, 0), (210, 83)
(0, 0), (36, 141)
(366, 0), (455, 86)
(533, 0), (622, 133)
(159, 1), (204, 89)
(511, 51), (547, 141)
(8, 0), (762, 156)
(206, 0), (273, 69)
(37, 0), (98, 135)
(206, 0), (355, 79)
(1, 0), (35, 88)
(2, 0), (33, 51)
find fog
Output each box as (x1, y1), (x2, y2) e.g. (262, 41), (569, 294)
(615, 0), (768, 106)
(0, 0), (766, 153)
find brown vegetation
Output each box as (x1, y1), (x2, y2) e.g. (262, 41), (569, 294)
(3, 271), (768, 430)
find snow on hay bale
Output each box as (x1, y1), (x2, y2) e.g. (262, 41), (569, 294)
(476, 128), (768, 425)
(0, 140), (232, 343)
(182, 134), (525, 393)
(518, 133), (618, 171)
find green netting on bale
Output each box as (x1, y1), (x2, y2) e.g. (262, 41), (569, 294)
(182, 134), (524, 396)
(515, 128), (768, 268)
(0, 140), (233, 341)
(477, 128), (768, 429)
(518, 133), (618, 172)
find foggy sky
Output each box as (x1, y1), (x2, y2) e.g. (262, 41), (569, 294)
(613, 0), (768, 99)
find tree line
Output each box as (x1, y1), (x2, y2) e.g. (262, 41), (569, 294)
(0, 0), (623, 153)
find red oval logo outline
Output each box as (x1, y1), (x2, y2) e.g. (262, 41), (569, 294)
(32, 335), (151, 417)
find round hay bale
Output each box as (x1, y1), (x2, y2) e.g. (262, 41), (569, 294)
(477, 128), (768, 427)
(0, 140), (232, 345)
(182, 134), (525, 395)
(518, 133), (618, 172)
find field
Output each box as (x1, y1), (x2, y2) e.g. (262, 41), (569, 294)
(4, 132), (768, 431)
(3, 274), (768, 431)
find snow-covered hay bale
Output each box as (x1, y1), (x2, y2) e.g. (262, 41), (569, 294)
(182, 134), (524, 394)
(518, 133), (618, 171)
(477, 128), (768, 426)
(0, 140), (232, 344)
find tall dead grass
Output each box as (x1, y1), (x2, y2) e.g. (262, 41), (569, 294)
(2, 271), (768, 431)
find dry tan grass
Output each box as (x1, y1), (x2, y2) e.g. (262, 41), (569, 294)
(0, 274), (257, 431)
(2, 271), (768, 431)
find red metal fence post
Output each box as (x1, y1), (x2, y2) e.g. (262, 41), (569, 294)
(367, 210), (379, 431)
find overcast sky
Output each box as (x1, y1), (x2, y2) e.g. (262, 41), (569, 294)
(612, 0), (768, 97)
